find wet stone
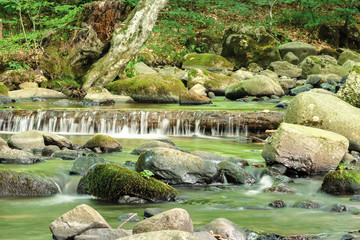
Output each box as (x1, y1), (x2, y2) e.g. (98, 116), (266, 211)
(268, 199), (287, 208)
(295, 200), (322, 209)
(329, 203), (347, 212)
(350, 195), (360, 202)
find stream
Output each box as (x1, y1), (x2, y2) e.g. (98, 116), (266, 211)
(0, 98), (359, 240)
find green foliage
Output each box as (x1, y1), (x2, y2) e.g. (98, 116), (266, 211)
(6, 61), (30, 70)
(125, 59), (139, 78)
(140, 170), (154, 179)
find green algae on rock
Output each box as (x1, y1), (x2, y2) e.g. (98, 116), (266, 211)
(0, 82), (9, 96)
(83, 134), (122, 153)
(337, 64), (360, 108)
(182, 53), (234, 72)
(0, 169), (59, 197)
(78, 163), (177, 202)
(321, 170), (360, 195)
(106, 73), (186, 103)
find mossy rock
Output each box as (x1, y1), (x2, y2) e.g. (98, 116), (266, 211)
(225, 75), (284, 100)
(337, 64), (360, 108)
(106, 73), (186, 103)
(78, 163), (177, 202)
(299, 55), (348, 78)
(321, 170), (360, 195)
(83, 134), (122, 153)
(337, 50), (360, 66)
(182, 53), (234, 72)
(0, 82), (9, 96)
(0, 169), (59, 197)
(221, 25), (281, 68)
(187, 68), (238, 96)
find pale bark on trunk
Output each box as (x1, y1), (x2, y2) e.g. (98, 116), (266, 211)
(81, 0), (168, 90)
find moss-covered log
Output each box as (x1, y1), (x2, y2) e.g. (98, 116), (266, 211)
(82, 0), (168, 89)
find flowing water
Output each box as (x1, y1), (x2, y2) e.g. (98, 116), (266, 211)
(1, 99), (359, 240)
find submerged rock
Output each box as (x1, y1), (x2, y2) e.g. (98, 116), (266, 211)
(295, 200), (322, 209)
(133, 208), (193, 234)
(78, 163), (177, 202)
(0, 169), (59, 197)
(135, 147), (220, 185)
(106, 73), (186, 103)
(283, 91), (360, 151)
(321, 170), (360, 195)
(195, 218), (247, 240)
(268, 199), (287, 208)
(264, 184), (296, 193)
(49, 204), (110, 240)
(69, 156), (109, 175)
(83, 134), (122, 153)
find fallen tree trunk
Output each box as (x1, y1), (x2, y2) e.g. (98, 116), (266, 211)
(81, 0), (168, 90)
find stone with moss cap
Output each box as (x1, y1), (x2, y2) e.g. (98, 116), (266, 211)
(337, 64), (360, 108)
(299, 55), (348, 78)
(106, 73), (186, 103)
(221, 25), (281, 68)
(321, 170), (360, 195)
(283, 91), (360, 151)
(337, 50), (360, 66)
(78, 163), (177, 202)
(0, 169), (59, 197)
(262, 123), (349, 176)
(225, 75), (284, 100)
(83, 134), (122, 153)
(0, 82), (8, 96)
(187, 68), (238, 96)
(182, 53), (234, 72)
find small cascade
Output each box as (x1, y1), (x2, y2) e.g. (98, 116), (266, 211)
(245, 175), (274, 196)
(0, 109), (283, 137)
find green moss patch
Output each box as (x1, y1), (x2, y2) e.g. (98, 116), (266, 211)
(182, 53), (234, 71)
(80, 163), (178, 202)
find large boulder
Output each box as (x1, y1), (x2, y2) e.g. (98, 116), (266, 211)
(278, 41), (317, 62)
(8, 88), (66, 99)
(0, 148), (42, 164)
(118, 230), (200, 240)
(83, 134), (122, 153)
(7, 130), (72, 150)
(182, 53), (234, 72)
(69, 156), (109, 175)
(106, 73), (186, 103)
(135, 147), (220, 185)
(133, 208), (193, 234)
(225, 75), (284, 100)
(83, 87), (115, 105)
(337, 65), (360, 107)
(321, 170), (360, 195)
(49, 204), (111, 240)
(0, 169), (59, 196)
(195, 218), (247, 240)
(221, 25), (281, 68)
(78, 163), (177, 202)
(268, 61), (302, 78)
(187, 68), (238, 96)
(262, 123), (349, 175)
(131, 140), (178, 155)
(283, 92), (360, 151)
(337, 50), (360, 66)
(299, 55), (347, 78)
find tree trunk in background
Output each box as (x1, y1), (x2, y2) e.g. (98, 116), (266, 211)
(81, 0), (168, 90)
(0, 19), (3, 40)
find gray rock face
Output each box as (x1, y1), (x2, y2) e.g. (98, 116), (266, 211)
(268, 61), (302, 78)
(0, 148), (42, 164)
(42, 145), (61, 157)
(338, 50), (360, 66)
(225, 75), (284, 100)
(299, 55), (347, 78)
(119, 230), (200, 240)
(279, 41), (317, 62)
(69, 156), (109, 175)
(74, 228), (131, 240)
(290, 84), (313, 95)
(134, 62), (157, 75)
(0, 169), (59, 197)
(262, 123), (349, 175)
(159, 66), (188, 81)
(135, 147), (220, 185)
(83, 87), (115, 105)
(9, 88), (66, 99)
(296, 200), (322, 209)
(283, 51), (299, 65)
(195, 218), (247, 240)
(194, 231), (217, 240)
(191, 151), (248, 166)
(283, 91), (360, 151)
(221, 25), (281, 68)
(49, 204), (111, 240)
(189, 84), (207, 96)
(218, 160), (255, 184)
(131, 140), (178, 155)
(133, 208), (193, 234)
